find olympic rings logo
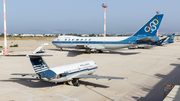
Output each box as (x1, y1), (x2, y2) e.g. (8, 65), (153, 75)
(144, 19), (159, 33)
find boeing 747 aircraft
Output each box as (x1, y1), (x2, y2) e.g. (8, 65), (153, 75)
(12, 54), (124, 86)
(52, 14), (164, 53)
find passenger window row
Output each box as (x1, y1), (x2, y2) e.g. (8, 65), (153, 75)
(64, 39), (91, 41)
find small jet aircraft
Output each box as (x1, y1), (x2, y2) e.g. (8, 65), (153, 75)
(12, 54), (124, 86)
(52, 14), (164, 53)
(163, 33), (175, 44)
(129, 33), (175, 49)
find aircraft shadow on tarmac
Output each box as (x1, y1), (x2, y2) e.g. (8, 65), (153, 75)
(0, 78), (58, 88)
(0, 78), (109, 88)
(107, 50), (140, 55)
(48, 49), (140, 57)
(131, 61), (180, 101)
(67, 50), (140, 57)
(85, 86), (114, 101)
(48, 49), (87, 57)
(48, 49), (61, 51)
(79, 80), (109, 88)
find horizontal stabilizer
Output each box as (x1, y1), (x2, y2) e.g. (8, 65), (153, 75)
(11, 73), (37, 77)
(76, 74), (125, 80)
(33, 43), (48, 54)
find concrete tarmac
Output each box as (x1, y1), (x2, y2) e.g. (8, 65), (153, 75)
(0, 40), (180, 101)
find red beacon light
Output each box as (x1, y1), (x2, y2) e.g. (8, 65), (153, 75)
(156, 11), (160, 14)
(102, 4), (108, 8)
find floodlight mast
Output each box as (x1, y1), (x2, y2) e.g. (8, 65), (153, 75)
(102, 3), (107, 37)
(3, 0), (8, 55)
(156, 11), (160, 36)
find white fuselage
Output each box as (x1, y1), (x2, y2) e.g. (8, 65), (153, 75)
(52, 36), (138, 50)
(42, 61), (97, 83)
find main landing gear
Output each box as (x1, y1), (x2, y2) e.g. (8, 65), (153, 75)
(96, 50), (103, 53)
(86, 49), (91, 54)
(59, 47), (63, 51)
(72, 78), (79, 86)
(86, 49), (103, 54)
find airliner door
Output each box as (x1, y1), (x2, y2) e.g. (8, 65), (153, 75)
(88, 39), (91, 45)
(71, 39), (74, 47)
(57, 39), (61, 45)
(85, 39), (87, 45)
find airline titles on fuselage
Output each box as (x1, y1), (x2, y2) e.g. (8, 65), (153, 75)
(67, 63), (94, 74)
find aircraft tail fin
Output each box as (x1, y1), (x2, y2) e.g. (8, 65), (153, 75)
(133, 14), (164, 36)
(167, 33), (175, 43)
(27, 54), (56, 78)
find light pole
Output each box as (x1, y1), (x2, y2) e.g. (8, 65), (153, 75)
(102, 3), (107, 37)
(3, 0), (8, 55)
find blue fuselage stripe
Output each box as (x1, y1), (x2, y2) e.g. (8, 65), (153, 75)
(61, 67), (97, 76)
(52, 36), (159, 45)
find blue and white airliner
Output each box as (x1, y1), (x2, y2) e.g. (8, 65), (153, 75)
(12, 54), (124, 86)
(52, 14), (164, 53)
(129, 33), (175, 49)
(163, 33), (175, 44)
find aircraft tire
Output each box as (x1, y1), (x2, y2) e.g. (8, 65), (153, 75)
(95, 50), (99, 54)
(99, 50), (103, 53)
(72, 79), (79, 86)
(86, 49), (91, 54)
(65, 81), (70, 85)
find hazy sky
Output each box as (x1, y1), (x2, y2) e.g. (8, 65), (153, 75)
(0, 0), (180, 34)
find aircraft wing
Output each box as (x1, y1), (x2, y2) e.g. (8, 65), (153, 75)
(75, 45), (86, 49)
(11, 73), (37, 77)
(76, 74), (125, 80)
(137, 37), (155, 42)
(75, 45), (105, 50)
